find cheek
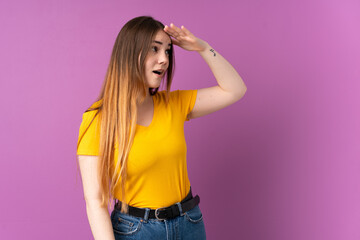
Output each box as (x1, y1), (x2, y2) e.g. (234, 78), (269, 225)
(144, 57), (153, 68)
(144, 60), (151, 72)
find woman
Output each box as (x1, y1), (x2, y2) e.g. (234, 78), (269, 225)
(77, 16), (247, 240)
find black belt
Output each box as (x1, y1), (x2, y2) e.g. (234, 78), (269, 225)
(114, 189), (200, 221)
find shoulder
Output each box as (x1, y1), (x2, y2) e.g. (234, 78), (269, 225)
(84, 99), (102, 113)
(80, 99), (102, 127)
(156, 89), (197, 102)
(83, 99), (102, 117)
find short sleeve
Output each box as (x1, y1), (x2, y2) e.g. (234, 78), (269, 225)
(176, 89), (198, 121)
(76, 110), (100, 156)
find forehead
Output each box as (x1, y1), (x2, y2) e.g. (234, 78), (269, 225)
(153, 30), (171, 46)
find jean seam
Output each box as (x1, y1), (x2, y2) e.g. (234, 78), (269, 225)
(113, 221), (142, 235)
(184, 206), (203, 223)
(112, 212), (143, 235)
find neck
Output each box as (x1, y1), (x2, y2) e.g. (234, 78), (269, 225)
(137, 88), (152, 107)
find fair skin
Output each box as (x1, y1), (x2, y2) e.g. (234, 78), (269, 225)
(138, 24), (247, 125)
(77, 155), (115, 240)
(78, 23), (247, 239)
(137, 30), (171, 126)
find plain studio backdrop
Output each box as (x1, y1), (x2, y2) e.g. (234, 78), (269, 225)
(0, 0), (359, 239)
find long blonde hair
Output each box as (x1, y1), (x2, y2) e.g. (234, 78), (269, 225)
(77, 16), (175, 213)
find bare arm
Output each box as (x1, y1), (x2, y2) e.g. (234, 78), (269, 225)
(78, 155), (115, 240)
(164, 23), (247, 120)
(189, 43), (247, 119)
(197, 42), (247, 96)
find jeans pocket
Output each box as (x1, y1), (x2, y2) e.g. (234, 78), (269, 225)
(184, 205), (203, 223)
(111, 210), (142, 235)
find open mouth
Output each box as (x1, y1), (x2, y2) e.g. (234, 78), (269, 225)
(152, 68), (167, 76)
(152, 70), (163, 75)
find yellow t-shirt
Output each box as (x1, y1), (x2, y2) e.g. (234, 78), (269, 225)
(77, 89), (198, 209)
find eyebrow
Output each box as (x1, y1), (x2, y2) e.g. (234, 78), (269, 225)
(153, 40), (172, 47)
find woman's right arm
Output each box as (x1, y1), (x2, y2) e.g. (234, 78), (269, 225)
(78, 155), (115, 240)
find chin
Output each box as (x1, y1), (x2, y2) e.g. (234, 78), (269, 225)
(149, 82), (162, 89)
(146, 79), (163, 90)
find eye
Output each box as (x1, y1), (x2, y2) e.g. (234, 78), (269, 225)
(151, 46), (158, 52)
(165, 49), (171, 56)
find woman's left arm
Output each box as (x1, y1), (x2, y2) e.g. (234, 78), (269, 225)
(164, 23), (247, 120)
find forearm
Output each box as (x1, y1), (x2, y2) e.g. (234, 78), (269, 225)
(198, 42), (247, 96)
(85, 200), (115, 240)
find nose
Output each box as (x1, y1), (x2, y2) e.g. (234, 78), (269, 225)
(158, 51), (169, 66)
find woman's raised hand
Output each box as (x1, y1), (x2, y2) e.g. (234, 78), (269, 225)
(164, 23), (208, 52)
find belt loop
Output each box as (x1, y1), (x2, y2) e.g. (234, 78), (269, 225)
(176, 202), (184, 216)
(143, 208), (150, 221)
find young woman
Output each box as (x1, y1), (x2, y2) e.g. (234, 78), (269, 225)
(77, 16), (247, 240)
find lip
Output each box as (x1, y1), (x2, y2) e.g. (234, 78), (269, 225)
(153, 72), (164, 78)
(152, 69), (166, 77)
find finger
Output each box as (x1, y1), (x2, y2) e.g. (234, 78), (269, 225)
(170, 23), (186, 37)
(180, 25), (192, 36)
(170, 37), (181, 46)
(164, 24), (175, 32)
(164, 25), (180, 38)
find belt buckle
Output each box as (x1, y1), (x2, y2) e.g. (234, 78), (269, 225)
(155, 207), (167, 221)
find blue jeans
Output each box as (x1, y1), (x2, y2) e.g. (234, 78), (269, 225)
(110, 204), (206, 239)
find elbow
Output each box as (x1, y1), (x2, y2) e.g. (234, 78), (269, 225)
(84, 194), (105, 208)
(243, 86), (247, 95)
(85, 198), (107, 211)
(236, 86), (247, 101)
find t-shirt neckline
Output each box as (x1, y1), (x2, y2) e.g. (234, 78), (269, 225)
(136, 95), (156, 128)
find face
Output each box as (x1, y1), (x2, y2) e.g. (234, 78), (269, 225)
(143, 30), (172, 89)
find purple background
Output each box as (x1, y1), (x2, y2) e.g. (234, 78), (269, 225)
(1, 0), (359, 239)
